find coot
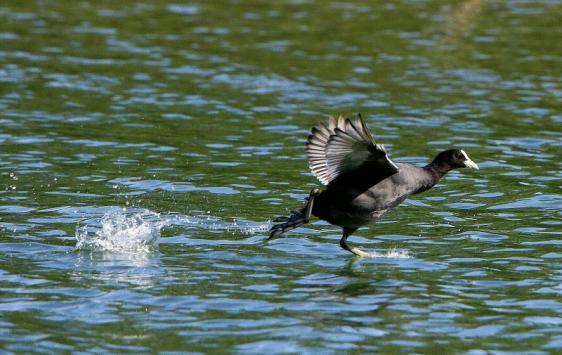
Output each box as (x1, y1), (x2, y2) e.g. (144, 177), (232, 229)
(269, 114), (479, 256)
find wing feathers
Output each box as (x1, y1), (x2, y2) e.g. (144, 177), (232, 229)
(305, 114), (398, 185)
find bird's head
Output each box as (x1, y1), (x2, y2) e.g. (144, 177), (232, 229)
(431, 149), (479, 173)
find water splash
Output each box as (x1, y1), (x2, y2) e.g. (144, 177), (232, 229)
(75, 209), (270, 254)
(365, 248), (411, 259)
(75, 209), (165, 253)
(164, 213), (271, 235)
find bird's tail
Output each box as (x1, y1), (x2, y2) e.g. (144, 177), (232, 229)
(269, 208), (309, 239)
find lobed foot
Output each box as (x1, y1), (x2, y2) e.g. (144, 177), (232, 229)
(268, 188), (320, 240)
(339, 238), (370, 257)
(349, 246), (371, 258)
(339, 227), (370, 257)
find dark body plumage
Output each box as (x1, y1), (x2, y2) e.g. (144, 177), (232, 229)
(269, 114), (479, 256)
(312, 163), (437, 230)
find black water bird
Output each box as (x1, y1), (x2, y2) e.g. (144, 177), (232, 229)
(269, 114), (479, 256)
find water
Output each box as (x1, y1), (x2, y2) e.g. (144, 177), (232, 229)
(1, 0), (561, 352)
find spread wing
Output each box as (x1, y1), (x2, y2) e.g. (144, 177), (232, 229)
(305, 114), (399, 185)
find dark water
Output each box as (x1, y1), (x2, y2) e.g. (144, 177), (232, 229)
(1, 0), (561, 353)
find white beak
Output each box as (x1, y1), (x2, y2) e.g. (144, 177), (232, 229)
(461, 150), (479, 170)
(464, 159), (479, 170)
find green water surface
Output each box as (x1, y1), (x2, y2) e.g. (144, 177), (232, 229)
(1, 0), (561, 353)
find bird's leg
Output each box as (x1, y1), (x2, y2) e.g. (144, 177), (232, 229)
(269, 188), (320, 239)
(339, 227), (370, 257)
(303, 188), (320, 221)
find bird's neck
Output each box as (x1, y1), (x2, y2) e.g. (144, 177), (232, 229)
(425, 161), (452, 177)
(411, 164), (448, 195)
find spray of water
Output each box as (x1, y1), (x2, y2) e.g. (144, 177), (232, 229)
(365, 248), (411, 259)
(75, 209), (165, 253)
(75, 209), (271, 254)
(164, 213), (271, 235)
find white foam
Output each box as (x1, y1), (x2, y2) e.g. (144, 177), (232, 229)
(365, 248), (411, 259)
(75, 209), (165, 253)
(75, 209), (272, 254)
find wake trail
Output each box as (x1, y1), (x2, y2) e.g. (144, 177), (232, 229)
(75, 208), (271, 253)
